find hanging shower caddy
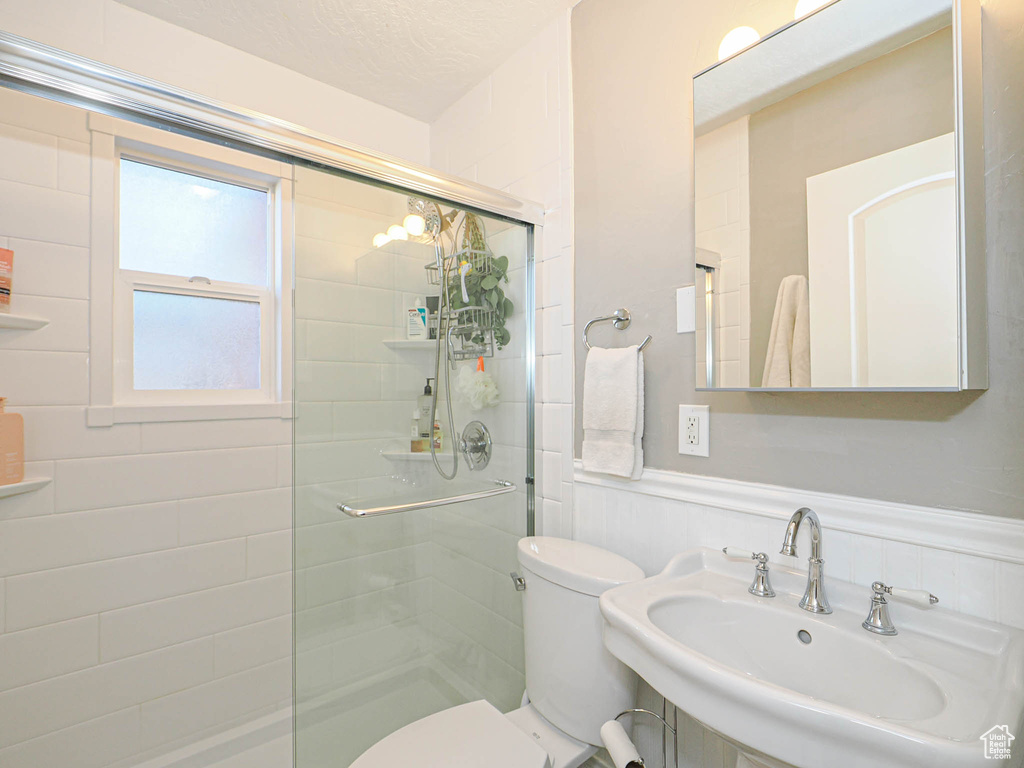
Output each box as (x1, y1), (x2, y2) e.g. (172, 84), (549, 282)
(424, 213), (511, 361)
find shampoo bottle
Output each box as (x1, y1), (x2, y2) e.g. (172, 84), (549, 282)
(0, 248), (12, 314)
(0, 398), (25, 486)
(417, 379), (434, 437)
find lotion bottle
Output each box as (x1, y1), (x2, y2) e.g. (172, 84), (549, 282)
(407, 298), (428, 339)
(0, 398), (25, 486)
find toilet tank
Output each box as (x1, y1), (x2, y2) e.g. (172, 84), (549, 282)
(517, 537), (645, 746)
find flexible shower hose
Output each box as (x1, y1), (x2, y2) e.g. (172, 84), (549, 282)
(429, 238), (459, 480)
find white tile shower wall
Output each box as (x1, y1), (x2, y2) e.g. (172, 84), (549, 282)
(291, 168), (530, 764)
(430, 10), (576, 540)
(0, 80), (420, 767)
(695, 117), (751, 388)
(420, 221), (530, 708)
(572, 464), (1024, 767)
(291, 168), (436, 718)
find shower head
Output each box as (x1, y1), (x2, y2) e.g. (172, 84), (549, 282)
(407, 197), (443, 239)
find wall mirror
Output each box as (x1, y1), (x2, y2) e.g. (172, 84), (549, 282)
(692, 0), (986, 391)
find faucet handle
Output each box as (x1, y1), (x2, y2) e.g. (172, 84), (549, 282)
(885, 583), (940, 608)
(722, 547), (775, 598)
(863, 581), (939, 636)
(870, 581), (939, 607)
(722, 547), (767, 563)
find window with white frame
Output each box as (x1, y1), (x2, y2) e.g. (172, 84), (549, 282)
(87, 114), (292, 424)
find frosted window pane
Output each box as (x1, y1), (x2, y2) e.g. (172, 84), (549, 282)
(133, 291), (261, 390)
(120, 160), (269, 286)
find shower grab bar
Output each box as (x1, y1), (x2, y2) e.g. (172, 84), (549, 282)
(338, 479), (517, 518)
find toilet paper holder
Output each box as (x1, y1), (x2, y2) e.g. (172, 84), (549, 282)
(605, 705), (678, 768)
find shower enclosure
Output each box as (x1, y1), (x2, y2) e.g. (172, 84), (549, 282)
(0, 31), (539, 768)
(291, 167), (535, 765)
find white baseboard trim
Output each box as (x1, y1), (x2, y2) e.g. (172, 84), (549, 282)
(573, 460), (1024, 565)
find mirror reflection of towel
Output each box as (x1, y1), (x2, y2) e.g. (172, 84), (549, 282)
(761, 275), (810, 388)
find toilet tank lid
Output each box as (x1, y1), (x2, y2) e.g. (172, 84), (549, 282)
(517, 537), (644, 596)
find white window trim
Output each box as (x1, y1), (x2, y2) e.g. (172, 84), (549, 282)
(87, 113), (293, 426)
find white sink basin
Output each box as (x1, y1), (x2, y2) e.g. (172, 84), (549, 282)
(600, 548), (1024, 768)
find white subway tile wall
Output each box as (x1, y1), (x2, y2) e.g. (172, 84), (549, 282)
(0, 89), (290, 768)
(430, 12), (576, 540)
(695, 116), (751, 388)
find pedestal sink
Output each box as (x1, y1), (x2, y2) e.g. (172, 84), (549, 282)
(599, 548), (1024, 768)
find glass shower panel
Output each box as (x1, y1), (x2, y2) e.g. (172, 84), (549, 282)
(292, 165), (531, 767)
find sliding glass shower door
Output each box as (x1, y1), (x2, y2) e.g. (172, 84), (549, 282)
(292, 165), (533, 767)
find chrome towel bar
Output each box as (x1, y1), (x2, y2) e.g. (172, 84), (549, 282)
(583, 308), (652, 351)
(338, 479), (516, 517)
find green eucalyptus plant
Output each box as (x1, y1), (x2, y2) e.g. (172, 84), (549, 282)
(446, 213), (514, 349)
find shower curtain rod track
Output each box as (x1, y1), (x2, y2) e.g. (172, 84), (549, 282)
(0, 31), (544, 226)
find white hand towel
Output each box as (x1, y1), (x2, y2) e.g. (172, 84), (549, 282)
(582, 346), (644, 479)
(761, 275), (811, 388)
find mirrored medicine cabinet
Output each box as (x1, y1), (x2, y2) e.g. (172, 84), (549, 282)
(692, 0), (986, 391)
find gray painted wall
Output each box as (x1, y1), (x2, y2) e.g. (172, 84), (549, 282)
(747, 29), (954, 384)
(572, 0), (1024, 518)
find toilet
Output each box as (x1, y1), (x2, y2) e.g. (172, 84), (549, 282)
(350, 536), (646, 768)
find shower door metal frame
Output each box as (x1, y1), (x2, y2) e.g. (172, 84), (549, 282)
(0, 31), (539, 539)
(0, 32), (543, 226)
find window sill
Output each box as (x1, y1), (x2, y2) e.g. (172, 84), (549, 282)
(86, 402), (293, 426)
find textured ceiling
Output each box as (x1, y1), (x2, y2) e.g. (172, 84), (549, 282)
(115, 0), (567, 121)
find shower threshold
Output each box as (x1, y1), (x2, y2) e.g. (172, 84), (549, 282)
(128, 659), (483, 768)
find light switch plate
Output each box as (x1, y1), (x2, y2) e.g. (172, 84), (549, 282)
(678, 404), (710, 457)
(676, 286), (696, 333)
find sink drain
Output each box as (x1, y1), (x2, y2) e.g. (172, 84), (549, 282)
(797, 629), (812, 645)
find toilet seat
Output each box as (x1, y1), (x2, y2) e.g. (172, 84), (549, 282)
(349, 700), (551, 768)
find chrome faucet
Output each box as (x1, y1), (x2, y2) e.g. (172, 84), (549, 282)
(780, 507), (832, 614)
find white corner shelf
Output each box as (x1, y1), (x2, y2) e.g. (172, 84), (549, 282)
(382, 450), (435, 462)
(383, 339), (436, 350)
(0, 313), (49, 331)
(0, 477), (52, 499)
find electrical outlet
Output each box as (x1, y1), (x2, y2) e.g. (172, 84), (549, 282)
(678, 405), (710, 457)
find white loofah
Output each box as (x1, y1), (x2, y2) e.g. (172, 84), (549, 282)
(456, 362), (500, 410)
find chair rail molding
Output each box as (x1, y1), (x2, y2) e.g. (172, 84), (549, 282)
(574, 460), (1024, 565)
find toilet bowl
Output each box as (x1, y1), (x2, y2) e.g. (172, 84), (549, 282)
(350, 537), (645, 768)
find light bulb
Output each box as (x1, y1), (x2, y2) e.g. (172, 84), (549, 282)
(794, 0), (829, 18)
(372, 233), (391, 248)
(387, 224), (408, 241)
(718, 26), (760, 61)
(403, 213), (426, 237)
(403, 214), (426, 237)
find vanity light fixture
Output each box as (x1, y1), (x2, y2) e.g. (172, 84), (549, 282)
(794, 0), (830, 19)
(373, 208), (433, 247)
(718, 26), (761, 61)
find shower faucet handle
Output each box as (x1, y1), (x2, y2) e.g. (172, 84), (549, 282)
(722, 547), (776, 598)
